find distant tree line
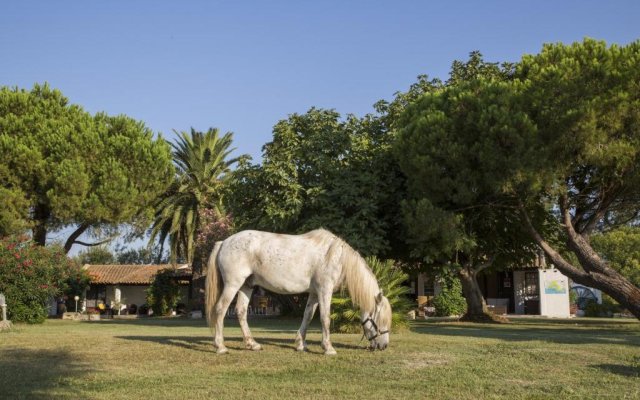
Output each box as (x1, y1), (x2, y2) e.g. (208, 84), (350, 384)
(1, 38), (639, 321)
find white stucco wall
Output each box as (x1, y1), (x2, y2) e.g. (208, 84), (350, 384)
(117, 286), (149, 307)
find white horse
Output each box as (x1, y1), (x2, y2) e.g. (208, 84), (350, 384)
(205, 229), (392, 355)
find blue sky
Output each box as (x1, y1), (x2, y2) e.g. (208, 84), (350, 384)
(2, 1), (639, 161)
(1, 1), (639, 254)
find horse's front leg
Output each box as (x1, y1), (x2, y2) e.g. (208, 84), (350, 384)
(318, 290), (337, 356)
(236, 285), (262, 351)
(295, 292), (318, 352)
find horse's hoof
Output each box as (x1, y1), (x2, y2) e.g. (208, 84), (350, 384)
(295, 345), (308, 352)
(324, 349), (337, 356)
(250, 343), (262, 351)
(217, 347), (229, 355)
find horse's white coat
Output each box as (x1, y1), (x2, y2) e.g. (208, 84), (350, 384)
(205, 229), (392, 355)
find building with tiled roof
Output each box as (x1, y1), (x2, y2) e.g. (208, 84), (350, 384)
(83, 264), (192, 315)
(85, 264), (191, 285)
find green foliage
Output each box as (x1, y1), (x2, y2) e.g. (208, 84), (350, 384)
(150, 127), (241, 264)
(509, 39), (640, 316)
(115, 244), (168, 265)
(569, 288), (578, 305)
(330, 256), (412, 333)
(432, 275), (467, 317)
(584, 294), (621, 318)
(515, 39), (640, 232)
(0, 235), (87, 323)
(74, 246), (116, 265)
(228, 108), (405, 256)
(146, 269), (182, 316)
(0, 83), (174, 249)
(590, 227), (640, 287)
(395, 53), (539, 272)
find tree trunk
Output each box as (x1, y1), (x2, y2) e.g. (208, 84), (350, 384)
(521, 204), (640, 320)
(458, 264), (502, 322)
(32, 220), (47, 246)
(32, 203), (49, 246)
(189, 253), (205, 311)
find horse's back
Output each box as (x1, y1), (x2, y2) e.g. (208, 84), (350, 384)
(216, 229), (336, 294)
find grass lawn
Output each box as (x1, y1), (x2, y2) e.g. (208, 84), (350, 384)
(1, 317), (639, 399)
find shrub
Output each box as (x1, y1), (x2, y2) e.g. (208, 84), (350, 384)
(331, 256), (412, 333)
(0, 235), (86, 323)
(433, 275), (467, 317)
(146, 268), (182, 316)
(584, 294), (620, 317)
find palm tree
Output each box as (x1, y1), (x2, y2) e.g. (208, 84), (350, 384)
(149, 128), (240, 266)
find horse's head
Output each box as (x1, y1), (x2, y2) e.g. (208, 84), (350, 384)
(362, 292), (392, 351)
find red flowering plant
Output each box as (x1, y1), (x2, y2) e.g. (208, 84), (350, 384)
(188, 208), (234, 309)
(0, 235), (90, 323)
(194, 208), (234, 256)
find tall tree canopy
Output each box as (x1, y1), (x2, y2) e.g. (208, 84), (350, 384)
(227, 108), (404, 256)
(395, 53), (539, 320)
(397, 39), (640, 320)
(0, 84), (174, 252)
(514, 39), (640, 318)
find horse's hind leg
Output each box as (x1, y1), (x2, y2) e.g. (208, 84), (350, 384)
(214, 284), (242, 354)
(295, 292), (318, 352)
(236, 285), (262, 351)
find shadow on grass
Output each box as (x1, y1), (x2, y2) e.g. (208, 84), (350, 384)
(257, 337), (365, 353)
(0, 348), (91, 399)
(593, 363), (639, 378)
(91, 316), (304, 331)
(115, 335), (215, 352)
(84, 317), (206, 328)
(115, 333), (363, 355)
(411, 319), (640, 346)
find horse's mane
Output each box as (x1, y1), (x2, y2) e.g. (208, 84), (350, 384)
(304, 229), (391, 327)
(307, 229), (380, 313)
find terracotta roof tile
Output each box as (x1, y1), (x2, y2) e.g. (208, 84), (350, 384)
(84, 264), (191, 285)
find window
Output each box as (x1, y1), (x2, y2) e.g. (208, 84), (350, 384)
(524, 271), (539, 299)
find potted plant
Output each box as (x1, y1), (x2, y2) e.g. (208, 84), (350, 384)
(86, 308), (100, 321)
(569, 290), (578, 315)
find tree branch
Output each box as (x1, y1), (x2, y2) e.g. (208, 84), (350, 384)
(559, 194), (615, 275)
(63, 223), (115, 253)
(64, 223), (90, 253)
(473, 255), (496, 274)
(519, 204), (587, 281)
(72, 238), (114, 248)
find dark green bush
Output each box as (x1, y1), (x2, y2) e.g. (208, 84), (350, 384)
(0, 235), (87, 323)
(584, 294), (620, 317)
(432, 276), (467, 317)
(146, 268), (182, 316)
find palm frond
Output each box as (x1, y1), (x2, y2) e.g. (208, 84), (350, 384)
(331, 256), (412, 333)
(149, 127), (239, 262)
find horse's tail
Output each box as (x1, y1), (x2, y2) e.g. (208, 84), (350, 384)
(205, 241), (224, 331)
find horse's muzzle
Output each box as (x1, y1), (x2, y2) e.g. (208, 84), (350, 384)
(369, 342), (388, 351)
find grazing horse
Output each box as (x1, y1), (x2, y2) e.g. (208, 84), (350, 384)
(205, 229), (392, 355)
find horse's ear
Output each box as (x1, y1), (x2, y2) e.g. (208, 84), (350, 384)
(376, 292), (384, 304)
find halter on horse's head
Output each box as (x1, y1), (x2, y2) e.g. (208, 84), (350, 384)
(361, 291), (391, 350)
